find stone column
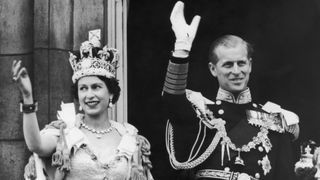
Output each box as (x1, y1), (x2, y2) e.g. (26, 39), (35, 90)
(0, 0), (34, 179)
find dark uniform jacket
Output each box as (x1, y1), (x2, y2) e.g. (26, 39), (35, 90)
(162, 56), (296, 180)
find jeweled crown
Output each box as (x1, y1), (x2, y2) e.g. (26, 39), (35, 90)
(69, 31), (118, 83)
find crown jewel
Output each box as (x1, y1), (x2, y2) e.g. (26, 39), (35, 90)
(69, 35), (118, 83)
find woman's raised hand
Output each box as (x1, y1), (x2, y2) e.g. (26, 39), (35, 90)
(12, 60), (33, 100)
(170, 1), (201, 52)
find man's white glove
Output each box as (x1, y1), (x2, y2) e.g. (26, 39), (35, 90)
(170, 1), (201, 52)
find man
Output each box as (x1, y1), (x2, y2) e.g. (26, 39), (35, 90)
(163, 1), (299, 180)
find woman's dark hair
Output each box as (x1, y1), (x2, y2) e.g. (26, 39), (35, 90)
(72, 75), (121, 104)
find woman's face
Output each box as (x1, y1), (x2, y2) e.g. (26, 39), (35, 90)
(77, 76), (112, 116)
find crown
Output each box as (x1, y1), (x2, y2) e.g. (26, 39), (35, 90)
(69, 34), (118, 83)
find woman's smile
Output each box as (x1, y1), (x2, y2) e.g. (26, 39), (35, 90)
(85, 100), (99, 107)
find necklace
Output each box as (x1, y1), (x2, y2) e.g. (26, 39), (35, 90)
(80, 121), (113, 139)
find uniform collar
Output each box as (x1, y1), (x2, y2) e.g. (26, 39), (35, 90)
(216, 87), (252, 104)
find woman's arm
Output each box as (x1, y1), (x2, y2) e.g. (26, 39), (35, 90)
(12, 60), (57, 157)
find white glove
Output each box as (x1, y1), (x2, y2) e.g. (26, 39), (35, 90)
(170, 1), (201, 51)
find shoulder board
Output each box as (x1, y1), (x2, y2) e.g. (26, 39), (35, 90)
(185, 89), (214, 112)
(185, 89), (222, 129)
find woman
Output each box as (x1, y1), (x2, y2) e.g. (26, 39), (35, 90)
(12, 39), (153, 180)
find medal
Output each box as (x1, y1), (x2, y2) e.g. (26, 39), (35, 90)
(234, 150), (245, 166)
(258, 155), (271, 175)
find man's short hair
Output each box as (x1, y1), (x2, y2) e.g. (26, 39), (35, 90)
(208, 35), (253, 64)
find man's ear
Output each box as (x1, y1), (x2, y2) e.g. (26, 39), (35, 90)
(208, 62), (217, 77)
(248, 58), (252, 73)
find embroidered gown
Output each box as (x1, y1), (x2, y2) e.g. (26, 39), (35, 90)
(24, 111), (153, 180)
(64, 118), (142, 180)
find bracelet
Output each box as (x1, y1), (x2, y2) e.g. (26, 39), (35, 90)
(20, 101), (38, 114)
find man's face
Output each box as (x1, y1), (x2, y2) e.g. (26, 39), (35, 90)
(209, 44), (252, 93)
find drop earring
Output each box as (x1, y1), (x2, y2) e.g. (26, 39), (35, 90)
(79, 105), (83, 111)
(109, 98), (113, 108)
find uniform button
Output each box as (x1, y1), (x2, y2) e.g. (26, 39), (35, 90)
(224, 167), (230, 172)
(255, 173), (260, 179)
(216, 100), (222, 105)
(252, 103), (257, 108)
(258, 146), (263, 152)
(218, 109), (224, 115)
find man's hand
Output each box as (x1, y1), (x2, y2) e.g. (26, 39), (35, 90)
(170, 1), (201, 52)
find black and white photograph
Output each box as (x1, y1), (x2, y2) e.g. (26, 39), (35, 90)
(1, 0), (320, 179)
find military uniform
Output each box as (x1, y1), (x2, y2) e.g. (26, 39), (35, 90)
(163, 57), (296, 180)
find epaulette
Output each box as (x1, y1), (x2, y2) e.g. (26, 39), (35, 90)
(185, 89), (217, 129)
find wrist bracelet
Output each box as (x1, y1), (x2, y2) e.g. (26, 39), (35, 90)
(20, 101), (38, 114)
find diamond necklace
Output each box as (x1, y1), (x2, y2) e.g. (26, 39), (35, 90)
(80, 121), (113, 139)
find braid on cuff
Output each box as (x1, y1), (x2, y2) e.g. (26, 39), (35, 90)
(163, 58), (189, 95)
